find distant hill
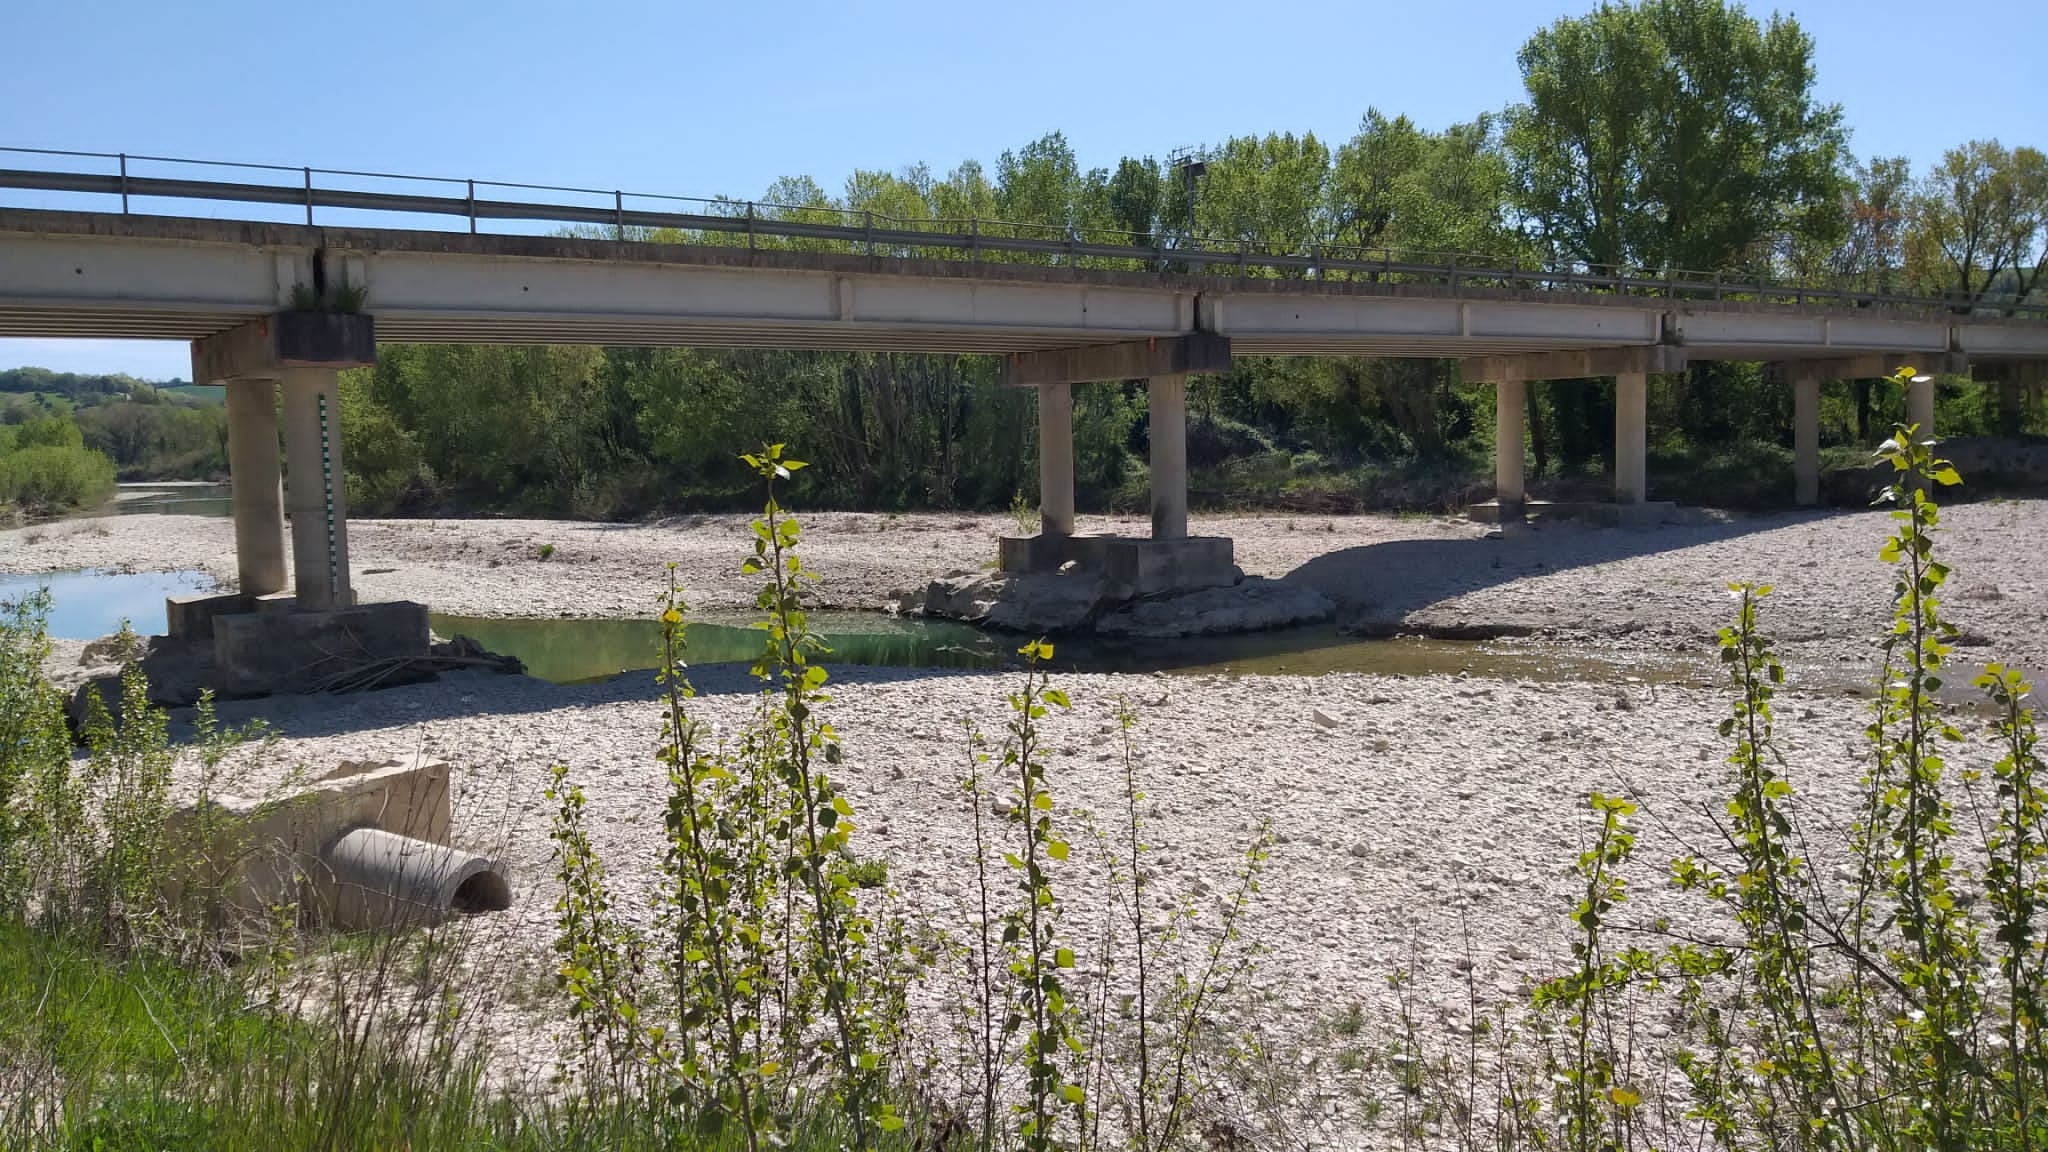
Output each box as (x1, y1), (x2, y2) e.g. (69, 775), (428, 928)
(155, 383), (225, 404)
(0, 368), (218, 407)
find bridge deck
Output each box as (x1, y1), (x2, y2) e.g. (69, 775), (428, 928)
(3, 210), (2046, 364)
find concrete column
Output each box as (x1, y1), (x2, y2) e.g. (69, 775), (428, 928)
(1907, 372), (1936, 440)
(1037, 382), (1075, 537)
(225, 378), (287, 597)
(1793, 378), (1821, 507)
(1494, 378), (1526, 514)
(1148, 374), (1188, 540)
(282, 367), (351, 610)
(1613, 371), (1647, 504)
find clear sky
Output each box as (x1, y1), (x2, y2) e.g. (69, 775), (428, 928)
(3, 0), (2040, 381)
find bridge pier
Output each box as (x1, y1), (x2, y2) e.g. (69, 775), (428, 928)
(177, 313), (423, 697)
(1148, 375), (1189, 540)
(283, 367), (352, 610)
(1494, 379), (1526, 518)
(1794, 378), (1821, 507)
(1037, 382), (1075, 538)
(1908, 371), (1936, 439)
(996, 338), (1232, 595)
(1614, 371), (1647, 504)
(224, 377), (288, 596)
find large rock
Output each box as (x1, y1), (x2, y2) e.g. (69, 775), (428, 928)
(1096, 577), (1336, 639)
(923, 570), (1111, 634)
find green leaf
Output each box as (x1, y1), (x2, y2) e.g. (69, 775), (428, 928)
(1056, 947), (1075, 968)
(1047, 839), (1070, 861)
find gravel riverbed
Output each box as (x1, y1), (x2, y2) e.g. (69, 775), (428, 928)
(9, 502), (2046, 1145)
(6, 502), (2044, 667)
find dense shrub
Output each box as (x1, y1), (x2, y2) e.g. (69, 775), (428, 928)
(0, 444), (116, 512)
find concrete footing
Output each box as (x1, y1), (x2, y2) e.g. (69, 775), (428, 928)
(166, 591), (297, 642)
(998, 533), (1235, 597)
(1469, 499), (1678, 527)
(213, 600), (430, 695)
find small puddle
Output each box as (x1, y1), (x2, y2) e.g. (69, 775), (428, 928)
(0, 569), (216, 639)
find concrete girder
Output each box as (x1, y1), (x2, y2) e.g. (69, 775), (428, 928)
(1767, 351), (1967, 384)
(1461, 344), (1687, 383)
(11, 214), (2048, 360)
(1972, 360), (2048, 387)
(1000, 333), (1231, 388)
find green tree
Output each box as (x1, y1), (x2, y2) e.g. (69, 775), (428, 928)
(1504, 0), (1847, 275)
(1908, 139), (2048, 308)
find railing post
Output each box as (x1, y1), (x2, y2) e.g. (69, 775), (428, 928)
(746, 201), (756, 252)
(971, 218), (979, 262)
(614, 191), (624, 242)
(466, 179), (476, 233)
(118, 153), (129, 214)
(1713, 270), (1722, 300)
(1448, 254), (1458, 291)
(866, 210), (875, 257)
(303, 167), (313, 226)
(1066, 225), (1076, 266)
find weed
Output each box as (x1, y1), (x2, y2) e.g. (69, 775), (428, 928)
(1008, 490), (1042, 537)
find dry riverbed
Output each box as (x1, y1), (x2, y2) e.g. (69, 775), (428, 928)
(9, 502), (2047, 1146)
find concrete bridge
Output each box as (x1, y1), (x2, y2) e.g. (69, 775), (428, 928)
(4, 152), (2048, 663)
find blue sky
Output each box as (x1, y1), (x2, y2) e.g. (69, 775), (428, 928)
(3, 0), (2040, 381)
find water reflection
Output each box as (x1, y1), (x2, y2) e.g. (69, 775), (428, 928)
(0, 568), (215, 638)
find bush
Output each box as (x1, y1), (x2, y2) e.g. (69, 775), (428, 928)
(0, 444), (117, 513)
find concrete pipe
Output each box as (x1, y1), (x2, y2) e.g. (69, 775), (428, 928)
(319, 827), (510, 931)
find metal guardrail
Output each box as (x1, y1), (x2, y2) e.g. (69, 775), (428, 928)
(3, 145), (2044, 319)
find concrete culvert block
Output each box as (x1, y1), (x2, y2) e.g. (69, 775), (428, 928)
(318, 827), (511, 931)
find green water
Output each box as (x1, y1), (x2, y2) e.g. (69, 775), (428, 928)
(429, 611), (1009, 683)
(429, 610), (1721, 688)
